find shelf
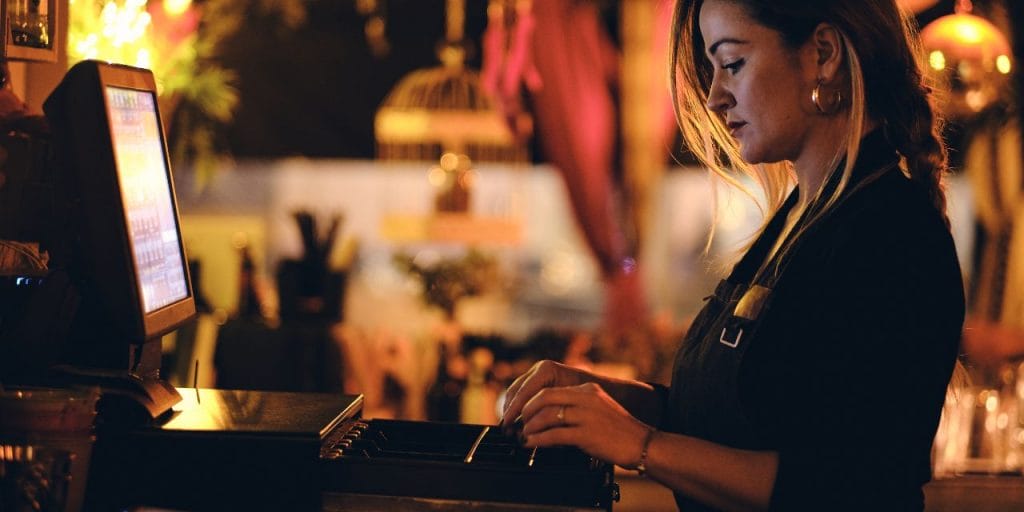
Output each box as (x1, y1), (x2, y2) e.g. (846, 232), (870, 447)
(380, 213), (522, 245)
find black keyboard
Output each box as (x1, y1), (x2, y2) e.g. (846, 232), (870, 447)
(320, 419), (617, 509)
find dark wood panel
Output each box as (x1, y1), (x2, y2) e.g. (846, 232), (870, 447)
(925, 476), (1024, 512)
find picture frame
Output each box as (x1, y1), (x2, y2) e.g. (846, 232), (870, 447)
(1, 0), (59, 62)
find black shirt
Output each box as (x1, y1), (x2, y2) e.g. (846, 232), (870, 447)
(662, 130), (965, 511)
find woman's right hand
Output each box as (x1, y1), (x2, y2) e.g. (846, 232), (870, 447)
(500, 360), (584, 432)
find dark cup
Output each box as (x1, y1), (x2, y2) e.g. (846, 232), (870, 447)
(0, 388), (98, 512)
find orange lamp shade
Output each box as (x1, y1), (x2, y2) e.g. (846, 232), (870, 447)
(896, 0), (940, 14)
(920, 12), (1012, 66)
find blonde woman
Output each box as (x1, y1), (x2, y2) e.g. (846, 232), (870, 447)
(501, 1), (965, 510)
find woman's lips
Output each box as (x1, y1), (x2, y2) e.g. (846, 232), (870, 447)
(728, 121), (747, 136)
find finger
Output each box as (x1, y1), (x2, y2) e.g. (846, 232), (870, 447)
(523, 425), (584, 449)
(500, 372), (534, 428)
(505, 365), (537, 400)
(501, 363), (555, 427)
(500, 371), (529, 422)
(520, 383), (596, 419)
(521, 403), (583, 437)
(504, 374), (526, 404)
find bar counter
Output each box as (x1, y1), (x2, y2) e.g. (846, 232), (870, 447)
(609, 472), (1024, 511)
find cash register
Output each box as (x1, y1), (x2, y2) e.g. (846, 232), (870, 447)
(33, 60), (616, 511)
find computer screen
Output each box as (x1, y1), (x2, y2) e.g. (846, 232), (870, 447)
(44, 60), (195, 364)
(106, 86), (189, 314)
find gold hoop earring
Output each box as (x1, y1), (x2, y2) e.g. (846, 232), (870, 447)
(812, 80), (841, 115)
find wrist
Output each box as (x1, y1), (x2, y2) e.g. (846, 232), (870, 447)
(633, 425), (657, 476)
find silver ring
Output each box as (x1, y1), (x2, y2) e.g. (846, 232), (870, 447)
(557, 405), (566, 425)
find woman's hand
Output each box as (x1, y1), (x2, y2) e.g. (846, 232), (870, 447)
(519, 382), (651, 469)
(500, 360), (583, 430)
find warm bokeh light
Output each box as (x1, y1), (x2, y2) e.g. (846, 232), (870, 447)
(101, 0), (151, 49)
(929, 50), (946, 71)
(954, 19), (982, 45)
(986, 393), (998, 413)
(998, 413), (1009, 430)
(427, 166), (447, 187)
(439, 152), (459, 172)
(458, 169), (478, 189)
(163, 0), (191, 17)
(69, 0), (207, 104)
(69, 0), (156, 70)
(997, 55), (1012, 75)
(136, 47), (151, 68)
(965, 90), (986, 112)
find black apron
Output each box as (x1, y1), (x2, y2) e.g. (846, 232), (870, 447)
(665, 161), (898, 511)
(665, 187), (798, 511)
(669, 192), (796, 438)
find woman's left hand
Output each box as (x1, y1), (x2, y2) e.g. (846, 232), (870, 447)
(519, 382), (651, 468)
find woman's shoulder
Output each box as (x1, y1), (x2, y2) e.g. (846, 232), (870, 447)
(787, 169), (962, 288)
(814, 169), (953, 252)
(772, 170), (965, 331)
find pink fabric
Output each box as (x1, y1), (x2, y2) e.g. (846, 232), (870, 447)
(483, 0), (663, 332)
(506, 5), (542, 95)
(482, 1), (542, 139)
(481, 5), (506, 97)
(526, 0), (625, 277)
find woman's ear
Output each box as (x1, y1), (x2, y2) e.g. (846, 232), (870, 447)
(811, 22), (844, 83)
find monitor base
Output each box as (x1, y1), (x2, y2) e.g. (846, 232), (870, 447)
(51, 364), (182, 424)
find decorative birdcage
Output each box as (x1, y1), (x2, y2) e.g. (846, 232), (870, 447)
(374, 0), (529, 164)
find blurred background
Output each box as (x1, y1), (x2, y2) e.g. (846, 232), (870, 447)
(3, 0), (1024, 501)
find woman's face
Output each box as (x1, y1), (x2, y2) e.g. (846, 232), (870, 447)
(698, 0), (819, 165)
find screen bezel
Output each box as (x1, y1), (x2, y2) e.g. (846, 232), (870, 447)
(97, 64), (195, 340)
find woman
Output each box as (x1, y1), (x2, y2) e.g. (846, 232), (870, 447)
(499, 1), (965, 510)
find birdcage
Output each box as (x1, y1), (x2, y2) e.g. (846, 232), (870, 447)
(374, 0), (529, 164)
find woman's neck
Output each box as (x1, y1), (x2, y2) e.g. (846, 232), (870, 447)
(790, 116), (878, 209)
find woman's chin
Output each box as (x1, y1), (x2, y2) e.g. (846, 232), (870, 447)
(739, 147), (761, 165)
(739, 146), (778, 166)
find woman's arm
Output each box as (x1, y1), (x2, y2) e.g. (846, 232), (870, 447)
(643, 431), (778, 512)
(518, 382), (778, 512)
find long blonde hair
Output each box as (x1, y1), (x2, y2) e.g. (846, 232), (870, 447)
(669, 0), (949, 277)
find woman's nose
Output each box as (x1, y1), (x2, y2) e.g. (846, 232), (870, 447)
(705, 78), (733, 113)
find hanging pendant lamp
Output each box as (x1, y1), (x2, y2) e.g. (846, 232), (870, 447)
(919, 0), (1012, 117)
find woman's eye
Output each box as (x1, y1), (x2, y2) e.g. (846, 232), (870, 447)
(722, 59), (744, 74)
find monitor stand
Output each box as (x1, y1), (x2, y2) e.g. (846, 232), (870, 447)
(53, 337), (182, 423)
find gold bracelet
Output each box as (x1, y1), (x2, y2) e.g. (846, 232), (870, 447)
(636, 426), (656, 477)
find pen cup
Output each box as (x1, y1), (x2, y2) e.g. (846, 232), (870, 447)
(0, 387), (98, 512)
